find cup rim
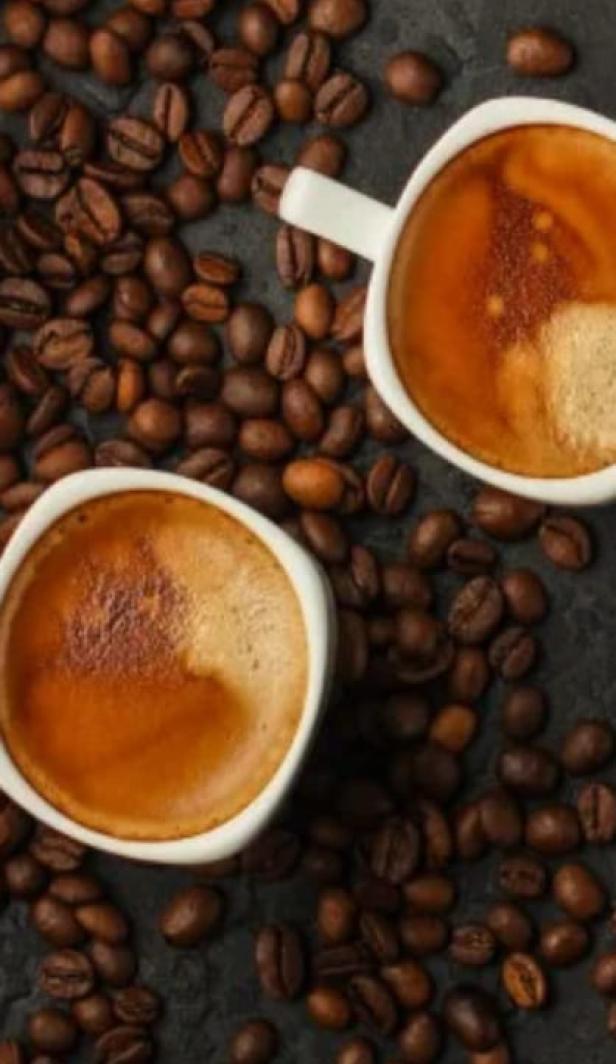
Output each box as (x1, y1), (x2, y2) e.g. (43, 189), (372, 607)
(0, 468), (335, 864)
(365, 95), (616, 505)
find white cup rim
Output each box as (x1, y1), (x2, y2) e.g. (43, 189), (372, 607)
(0, 469), (335, 865)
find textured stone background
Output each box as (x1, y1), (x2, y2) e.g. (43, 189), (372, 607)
(3, 0), (616, 1060)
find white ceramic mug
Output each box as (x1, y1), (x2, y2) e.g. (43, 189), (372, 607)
(280, 96), (616, 507)
(0, 468), (336, 865)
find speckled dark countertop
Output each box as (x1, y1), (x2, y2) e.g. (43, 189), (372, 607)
(2, 0), (616, 1061)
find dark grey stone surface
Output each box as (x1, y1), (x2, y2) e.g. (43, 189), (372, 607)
(2, 0), (616, 1060)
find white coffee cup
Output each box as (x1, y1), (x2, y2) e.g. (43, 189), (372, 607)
(0, 468), (336, 865)
(280, 96), (616, 507)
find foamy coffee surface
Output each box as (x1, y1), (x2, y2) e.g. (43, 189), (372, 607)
(389, 125), (616, 477)
(0, 492), (307, 840)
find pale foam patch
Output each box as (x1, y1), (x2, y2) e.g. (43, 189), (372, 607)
(542, 302), (616, 462)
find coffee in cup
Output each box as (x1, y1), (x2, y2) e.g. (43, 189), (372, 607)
(388, 124), (616, 478)
(0, 490), (308, 841)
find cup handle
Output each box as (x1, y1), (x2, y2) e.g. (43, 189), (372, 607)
(279, 167), (396, 262)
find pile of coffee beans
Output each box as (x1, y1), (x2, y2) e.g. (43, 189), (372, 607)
(0, 0), (606, 1061)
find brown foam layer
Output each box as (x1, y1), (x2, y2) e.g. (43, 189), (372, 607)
(388, 125), (616, 477)
(0, 492), (307, 840)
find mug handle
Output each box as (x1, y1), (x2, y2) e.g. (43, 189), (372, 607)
(279, 167), (396, 262)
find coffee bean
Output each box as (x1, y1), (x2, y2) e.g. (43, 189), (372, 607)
(210, 47), (258, 94)
(379, 564), (431, 614)
(304, 347), (345, 403)
(316, 887), (356, 944)
(498, 852), (547, 899)
(30, 827), (85, 872)
(263, 0), (300, 23)
(397, 1012), (442, 1063)
(307, 986), (351, 1030)
(43, 17), (89, 69)
(217, 145), (259, 202)
(72, 993), (115, 1036)
(182, 282), (230, 323)
(336, 1038), (375, 1064)
(144, 236), (192, 296)
(89, 942), (136, 988)
(359, 910), (399, 963)
(489, 626), (537, 680)
(506, 27), (574, 76)
(315, 71), (369, 126)
(283, 456), (346, 509)
(385, 51), (442, 104)
(369, 817), (421, 884)
(229, 1019), (278, 1064)
(448, 576), (504, 644)
(407, 510), (461, 569)
(167, 173), (215, 220)
(122, 192), (175, 236)
(552, 862), (606, 920)
(27, 1009), (77, 1055)
(241, 828), (300, 881)
(112, 987), (160, 1026)
(539, 515), (592, 570)
(297, 132), (346, 176)
(443, 986), (502, 1052)
(399, 913), (448, 957)
(501, 685), (547, 740)
(153, 82), (190, 142)
(75, 903), (128, 945)
(561, 719), (615, 775)
(56, 177), (122, 246)
(49, 873), (103, 905)
(223, 366), (279, 418)
(276, 224), (315, 289)
(478, 787), (523, 848)
(0, 1042), (25, 1064)
(472, 487), (545, 540)
(592, 952), (616, 995)
(184, 401), (236, 449)
(266, 323), (307, 379)
(223, 84), (275, 146)
(146, 31), (195, 80)
(455, 802), (488, 861)
(239, 3), (280, 56)
(501, 568), (548, 625)
(450, 923), (496, 967)
(502, 952), (548, 1009)
(498, 745), (559, 796)
(446, 537), (497, 575)
(525, 804), (581, 856)
(14, 148), (70, 199)
(39, 949), (95, 1000)
(252, 162), (289, 214)
(540, 920), (588, 968)
(366, 454), (415, 516)
(96, 437), (151, 469)
(275, 78), (313, 122)
(233, 462), (288, 518)
(255, 923), (305, 1000)
(0, 70), (45, 112)
(5, 0), (46, 49)
(577, 782), (616, 843)
(159, 885), (222, 947)
(176, 447), (235, 489)
(309, 0), (367, 38)
(348, 974), (397, 1036)
(486, 901), (534, 951)
(94, 1024), (153, 1063)
(31, 895), (84, 947)
(90, 28), (132, 86)
(107, 117), (164, 172)
(0, 276), (50, 329)
(4, 853), (46, 899)
(448, 646), (490, 702)
(64, 274), (111, 318)
(293, 282), (334, 339)
(179, 130), (223, 178)
(239, 418), (293, 461)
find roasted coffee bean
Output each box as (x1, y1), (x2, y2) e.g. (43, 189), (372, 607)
(498, 852), (547, 899)
(380, 959), (432, 1013)
(369, 817), (420, 885)
(297, 132), (346, 176)
(107, 117), (164, 172)
(223, 84), (275, 146)
(159, 885), (222, 947)
(33, 424), (92, 481)
(276, 224), (315, 289)
(561, 719), (614, 775)
(429, 703), (477, 753)
(359, 910), (399, 963)
(275, 78), (313, 122)
(538, 515), (592, 570)
(309, 0), (367, 38)
(31, 895), (84, 947)
(472, 487), (545, 540)
(64, 274), (111, 317)
(75, 903), (128, 945)
(478, 788), (523, 849)
(266, 323), (307, 379)
(254, 923), (304, 1000)
(0, 70), (45, 113)
(283, 456), (346, 509)
(540, 919), (589, 967)
(193, 252), (240, 288)
(49, 873), (102, 906)
(397, 1012), (442, 1063)
(26, 384), (66, 438)
(317, 238), (354, 281)
(89, 942), (137, 988)
(146, 30), (195, 80)
(239, 3), (280, 56)
(501, 686), (547, 740)
(56, 177), (121, 246)
(448, 646), (490, 702)
(525, 804), (581, 855)
(39, 949), (95, 1000)
(0, 1041), (25, 1064)
(316, 887), (357, 943)
(4, 853), (46, 899)
(184, 401), (236, 449)
(299, 511), (348, 563)
(502, 952), (548, 1009)
(489, 625), (537, 679)
(217, 145), (259, 202)
(335, 1038), (375, 1064)
(292, 282), (333, 340)
(251, 162), (289, 214)
(501, 568), (548, 624)
(43, 17), (89, 69)
(233, 462), (288, 518)
(179, 130), (223, 178)
(14, 148), (70, 199)
(448, 576), (504, 644)
(347, 974), (397, 1036)
(210, 47), (258, 93)
(319, 404), (363, 458)
(315, 72), (369, 127)
(229, 1019), (278, 1064)
(153, 82), (190, 142)
(99, 227), (144, 273)
(168, 318), (219, 364)
(224, 302), (272, 366)
(447, 537), (497, 575)
(167, 173), (215, 220)
(408, 510), (461, 569)
(0, 455), (20, 494)
(127, 398), (181, 453)
(96, 438), (150, 469)
(112, 987), (161, 1026)
(577, 782), (616, 844)
(30, 827), (85, 872)
(182, 282), (230, 323)
(364, 386), (407, 443)
(263, 0), (300, 22)
(395, 609), (448, 663)
(506, 27), (574, 76)
(239, 418), (293, 461)
(307, 986), (351, 1030)
(486, 901), (534, 951)
(27, 1009), (77, 1055)
(89, 28), (132, 86)
(399, 915), (448, 957)
(304, 347), (345, 403)
(385, 50), (442, 104)
(314, 941), (372, 982)
(5, 0), (47, 48)
(591, 952), (616, 995)
(34, 317), (92, 370)
(144, 236), (191, 297)
(122, 192), (174, 236)
(552, 862), (606, 921)
(443, 986), (502, 1053)
(222, 366), (279, 418)
(94, 1024), (153, 1063)
(367, 454), (415, 516)
(0, 276), (50, 329)
(241, 828), (300, 881)
(176, 447), (235, 489)
(450, 923), (496, 967)
(72, 993), (115, 1036)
